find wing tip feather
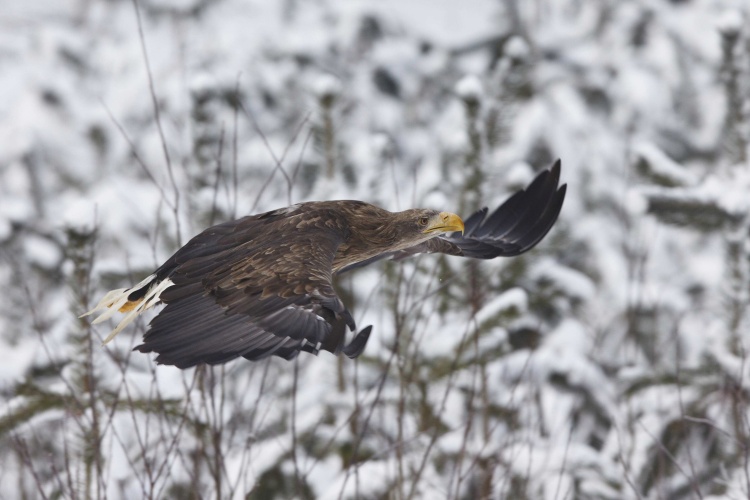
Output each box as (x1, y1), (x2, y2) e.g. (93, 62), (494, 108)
(443, 159), (566, 259)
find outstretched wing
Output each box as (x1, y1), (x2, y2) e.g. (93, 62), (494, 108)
(438, 159), (566, 258)
(134, 207), (371, 368)
(337, 160), (566, 273)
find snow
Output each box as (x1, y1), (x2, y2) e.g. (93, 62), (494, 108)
(716, 9), (744, 35)
(634, 141), (698, 187)
(454, 74), (483, 102)
(531, 258), (596, 301)
(311, 74), (343, 100)
(23, 234), (60, 268)
(474, 287), (528, 326)
(504, 36), (530, 60)
(2, 0), (750, 498)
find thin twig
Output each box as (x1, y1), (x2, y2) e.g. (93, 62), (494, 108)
(231, 75), (241, 218)
(100, 100), (175, 212)
(131, 0), (182, 244)
(210, 125), (226, 226)
(291, 358), (303, 497)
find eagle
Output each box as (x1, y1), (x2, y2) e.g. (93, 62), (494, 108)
(83, 161), (566, 368)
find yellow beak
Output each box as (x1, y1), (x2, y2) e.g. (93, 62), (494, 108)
(423, 212), (464, 235)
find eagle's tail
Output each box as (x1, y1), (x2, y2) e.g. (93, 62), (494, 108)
(80, 274), (174, 345)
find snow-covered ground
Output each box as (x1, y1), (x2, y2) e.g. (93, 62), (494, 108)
(2, 0), (750, 498)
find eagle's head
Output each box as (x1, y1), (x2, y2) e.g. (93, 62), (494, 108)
(389, 208), (464, 249)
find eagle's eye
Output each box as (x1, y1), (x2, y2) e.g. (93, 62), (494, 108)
(418, 216), (429, 226)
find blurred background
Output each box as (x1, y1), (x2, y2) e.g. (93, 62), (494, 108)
(2, 0), (750, 498)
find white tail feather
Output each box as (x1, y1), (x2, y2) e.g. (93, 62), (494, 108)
(100, 278), (174, 345)
(80, 288), (129, 319)
(80, 274), (156, 318)
(80, 274), (174, 345)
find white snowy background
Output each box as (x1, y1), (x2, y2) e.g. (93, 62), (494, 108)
(2, 0), (750, 498)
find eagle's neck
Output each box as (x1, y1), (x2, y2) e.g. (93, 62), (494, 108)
(333, 229), (401, 273)
(331, 206), (407, 273)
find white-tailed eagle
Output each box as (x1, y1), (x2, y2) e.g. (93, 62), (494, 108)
(83, 161), (566, 368)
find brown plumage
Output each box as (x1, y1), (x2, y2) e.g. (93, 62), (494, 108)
(83, 161), (566, 368)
